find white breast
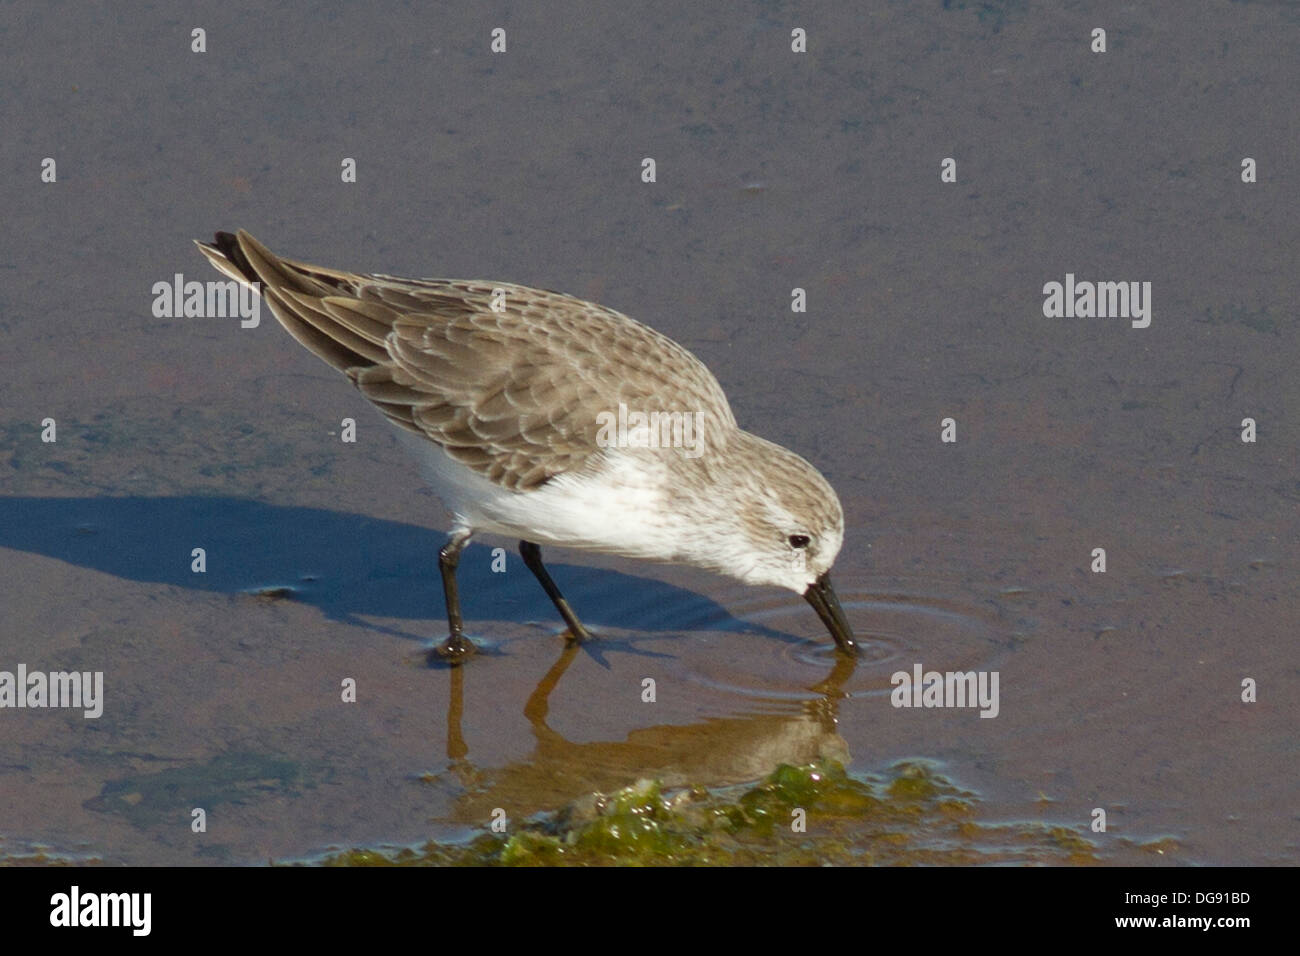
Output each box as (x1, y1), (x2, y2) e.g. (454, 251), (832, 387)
(392, 427), (688, 560)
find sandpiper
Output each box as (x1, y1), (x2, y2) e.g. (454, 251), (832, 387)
(196, 231), (856, 661)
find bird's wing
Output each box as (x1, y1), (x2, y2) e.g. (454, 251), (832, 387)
(195, 230), (737, 491)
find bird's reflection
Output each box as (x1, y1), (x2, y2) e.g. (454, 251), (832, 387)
(433, 644), (857, 823)
(445, 664), (468, 762)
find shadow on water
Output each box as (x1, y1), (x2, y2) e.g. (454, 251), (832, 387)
(0, 496), (794, 644)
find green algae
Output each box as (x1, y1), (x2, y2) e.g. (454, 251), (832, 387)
(0, 838), (101, 867)
(315, 759), (1105, 867)
(0, 850), (100, 866)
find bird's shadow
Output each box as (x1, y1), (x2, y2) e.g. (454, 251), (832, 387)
(0, 496), (796, 648)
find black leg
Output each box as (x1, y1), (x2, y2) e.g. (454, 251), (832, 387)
(433, 530), (474, 661)
(520, 540), (591, 643)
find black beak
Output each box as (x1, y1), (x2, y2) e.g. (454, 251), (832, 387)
(803, 572), (857, 655)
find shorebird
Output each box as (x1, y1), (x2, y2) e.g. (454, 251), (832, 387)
(196, 231), (856, 661)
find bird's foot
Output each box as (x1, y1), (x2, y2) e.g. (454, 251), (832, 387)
(430, 633), (477, 665)
(563, 623), (592, 646)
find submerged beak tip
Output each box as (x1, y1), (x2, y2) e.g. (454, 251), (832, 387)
(804, 573), (857, 655)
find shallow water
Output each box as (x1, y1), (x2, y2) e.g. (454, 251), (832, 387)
(1, 1), (1296, 865)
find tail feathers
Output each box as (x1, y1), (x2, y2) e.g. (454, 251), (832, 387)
(193, 232), (257, 287)
(196, 230), (327, 296)
(194, 230), (380, 374)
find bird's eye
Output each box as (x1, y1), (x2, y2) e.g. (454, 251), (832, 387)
(788, 534), (811, 549)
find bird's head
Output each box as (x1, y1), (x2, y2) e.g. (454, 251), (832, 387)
(684, 432), (857, 654)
